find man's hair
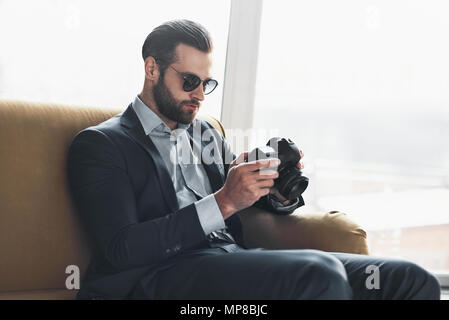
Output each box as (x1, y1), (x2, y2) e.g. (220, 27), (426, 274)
(142, 19), (213, 74)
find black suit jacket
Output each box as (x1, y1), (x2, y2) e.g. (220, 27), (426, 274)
(67, 103), (303, 299)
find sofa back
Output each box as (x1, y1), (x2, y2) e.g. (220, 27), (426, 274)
(0, 99), (224, 299)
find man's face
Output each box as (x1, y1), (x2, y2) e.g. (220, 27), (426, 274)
(153, 43), (213, 125)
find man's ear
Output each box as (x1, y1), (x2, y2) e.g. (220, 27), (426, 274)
(144, 56), (160, 82)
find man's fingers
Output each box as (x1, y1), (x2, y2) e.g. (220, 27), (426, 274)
(243, 158), (280, 172)
(256, 186), (272, 197)
(232, 152), (248, 166)
(255, 178), (276, 189)
(253, 169), (278, 180)
(297, 150), (305, 170)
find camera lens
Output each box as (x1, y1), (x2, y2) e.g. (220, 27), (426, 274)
(277, 167), (309, 200)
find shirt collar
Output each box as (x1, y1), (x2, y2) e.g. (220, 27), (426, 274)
(132, 95), (191, 136)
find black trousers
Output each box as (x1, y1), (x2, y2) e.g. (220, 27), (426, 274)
(130, 245), (441, 300)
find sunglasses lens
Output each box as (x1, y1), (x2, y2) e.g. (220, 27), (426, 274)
(183, 75), (201, 92)
(204, 79), (218, 95)
(181, 72), (218, 94)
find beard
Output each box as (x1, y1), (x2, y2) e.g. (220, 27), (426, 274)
(153, 74), (199, 125)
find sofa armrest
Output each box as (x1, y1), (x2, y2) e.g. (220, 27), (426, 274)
(237, 207), (369, 255)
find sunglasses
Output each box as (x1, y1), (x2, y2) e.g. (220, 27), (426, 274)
(170, 66), (218, 95)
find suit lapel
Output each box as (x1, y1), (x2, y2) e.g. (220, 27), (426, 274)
(120, 104), (179, 212)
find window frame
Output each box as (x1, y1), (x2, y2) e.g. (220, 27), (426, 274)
(221, 0), (263, 131)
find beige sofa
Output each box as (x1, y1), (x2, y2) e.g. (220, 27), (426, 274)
(0, 99), (369, 299)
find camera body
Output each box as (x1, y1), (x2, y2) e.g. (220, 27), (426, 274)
(247, 137), (309, 201)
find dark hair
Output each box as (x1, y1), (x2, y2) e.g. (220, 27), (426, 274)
(142, 19), (213, 74)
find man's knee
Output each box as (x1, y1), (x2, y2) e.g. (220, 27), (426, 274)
(381, 259), (441, 300)
(405, 262), (441, 300)
(278, 250), (353, 299)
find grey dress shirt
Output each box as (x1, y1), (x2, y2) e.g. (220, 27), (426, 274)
(132, 96), (230, 240)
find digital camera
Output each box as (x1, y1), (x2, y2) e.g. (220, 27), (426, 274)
(246, 137), (309, 201)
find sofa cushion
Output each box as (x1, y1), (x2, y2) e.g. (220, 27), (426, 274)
(238, 207), (369, 255)
(0, 289), (77, 300)
(0, 99), (122, 293)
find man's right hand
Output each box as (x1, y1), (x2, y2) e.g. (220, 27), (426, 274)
(214, 157), (280, 219)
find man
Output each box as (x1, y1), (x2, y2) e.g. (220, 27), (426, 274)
(67, 19), (440, 300)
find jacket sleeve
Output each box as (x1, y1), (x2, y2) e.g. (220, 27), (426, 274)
(67, 128), (208, 271)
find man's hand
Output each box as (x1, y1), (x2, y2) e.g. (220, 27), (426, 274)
(217, 150), (305, 214)
(298, 149), (305, 170)
(228, 152), (248, 171)
(215, 157), (280, 219)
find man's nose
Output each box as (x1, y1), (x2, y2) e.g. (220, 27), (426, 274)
(190, 83), (205, 102)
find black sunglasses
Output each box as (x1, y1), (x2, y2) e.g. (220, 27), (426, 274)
(170, 66), (218, 95)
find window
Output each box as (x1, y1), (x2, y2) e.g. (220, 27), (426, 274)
(0, 0), (231, 120)
(253, 0), (449, 273)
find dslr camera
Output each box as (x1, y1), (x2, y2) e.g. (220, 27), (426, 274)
(246, 137), (309, 201)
